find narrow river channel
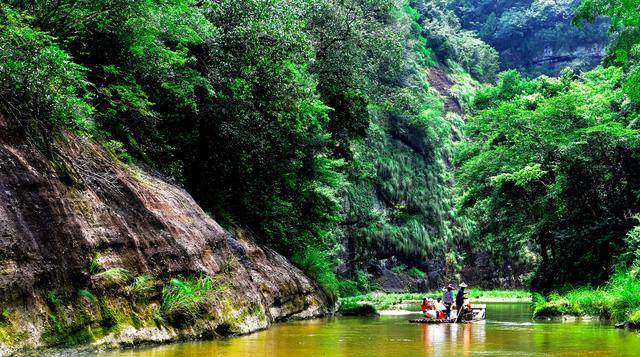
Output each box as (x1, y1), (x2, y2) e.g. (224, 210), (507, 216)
(94, 303), (640, 356)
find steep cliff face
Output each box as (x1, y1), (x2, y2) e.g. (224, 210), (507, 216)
(0, 116), (332, 355)
(528, 44), (605, 75)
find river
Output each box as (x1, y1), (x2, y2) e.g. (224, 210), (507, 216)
(94, 303), (640, 356)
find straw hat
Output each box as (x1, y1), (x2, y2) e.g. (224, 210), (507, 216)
(459, 282), (468, 288)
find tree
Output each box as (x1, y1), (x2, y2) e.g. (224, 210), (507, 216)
(457, 67), (640, 290)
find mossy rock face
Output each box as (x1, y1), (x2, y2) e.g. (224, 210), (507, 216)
(49, 158), (80, 187)
(0, 309), (27, 347)
(40, 294), (154, 348)
(214, 300), (270, 336)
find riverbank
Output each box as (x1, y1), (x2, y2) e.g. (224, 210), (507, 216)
(338, 289), (530, 315)
(532, 270), (640, 329)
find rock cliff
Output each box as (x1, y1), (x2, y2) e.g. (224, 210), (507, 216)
(0, 115), (333, 355)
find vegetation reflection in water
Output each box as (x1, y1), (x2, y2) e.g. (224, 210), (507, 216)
(95, 303), (640, 357)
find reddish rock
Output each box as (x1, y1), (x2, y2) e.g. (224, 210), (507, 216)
(0, 116), (333, 353)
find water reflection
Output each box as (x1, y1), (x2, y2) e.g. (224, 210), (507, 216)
(419, 321), (486, 357)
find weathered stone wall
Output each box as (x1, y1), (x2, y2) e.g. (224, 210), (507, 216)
(0, 117), (333, 355)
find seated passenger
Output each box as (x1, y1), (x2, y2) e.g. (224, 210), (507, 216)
(421, 298), (428, 317)
(421, 298), (437, 319)
(434, 298), (446, 319)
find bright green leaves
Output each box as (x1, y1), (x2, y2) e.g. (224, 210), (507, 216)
(272, 63), (331, 136)
(229, 79), (251, 101)
(0, 5), (93, 132)
(418, 0), (498, 81)
(494, 164), (547, 189)
(575, 0), (640, 105)
(575, 0), (640, 29)
(624, 65), (640, 103)
(123, 0), (216, 109)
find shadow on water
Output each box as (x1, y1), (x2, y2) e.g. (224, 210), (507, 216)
(94, 303), (640, 357)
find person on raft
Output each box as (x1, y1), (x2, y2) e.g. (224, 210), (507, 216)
(421, 298), (429, 317)
(455, 282), (468, 321)
(442, 284), (454, 319)
(421, 298), (438, 319)
(434, 298), (446, 319)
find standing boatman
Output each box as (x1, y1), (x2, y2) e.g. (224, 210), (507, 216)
(456, 282), (468, 321)
(442, 284), (454, 319)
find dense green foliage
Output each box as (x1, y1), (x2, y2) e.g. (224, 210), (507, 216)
(457, 0), (640, 295)
(4, 0), (639, 308)
(0, 0), (498, 300)
(525, 1), (640, 323)
(337, 300), (377, 316)
(337, 9), (480, 282)
(412, 0), (499, 82)
(0, 5), (93, 147)
(161, 274), (221, 325)
(452, 0), (610, 75)
(458, 67), (640, 289)
(575, 0), (640, 104)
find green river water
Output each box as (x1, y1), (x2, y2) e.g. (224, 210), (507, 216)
(94, 303), (640, 356)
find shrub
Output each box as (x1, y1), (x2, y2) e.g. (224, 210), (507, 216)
(355, 270), (373, 293)
(88, 254), (101, 275)
(338, 300), (377, 316)
(391, 264), (407, 273)
(0, 308), (10, 324)
(408, 267), (426, 279)
(77, 289), (96, 302)
(292, 247), (339, 304)
(46, 291), (61, 305)
(628, 309), (640, 327)
(103, 140), (134, 164)
(338, 280), (359, 298)
(606, 270), (640, 322)
(534, 269), (640, 322)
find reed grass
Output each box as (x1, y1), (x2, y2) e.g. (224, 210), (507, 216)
(161, 274), (222, 323)
(533, 270), (640, 323)
(130, 274), (155, 293)
(94, 268), (131, 285)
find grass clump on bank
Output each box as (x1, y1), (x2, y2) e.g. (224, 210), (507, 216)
(161, 274), (223, 325)
(337, 300), (377, 316)
(94, 268), (131, 285)
(533, 270), (640, 324)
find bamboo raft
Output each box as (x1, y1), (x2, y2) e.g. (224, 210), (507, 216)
(409, 304), (486, 324)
